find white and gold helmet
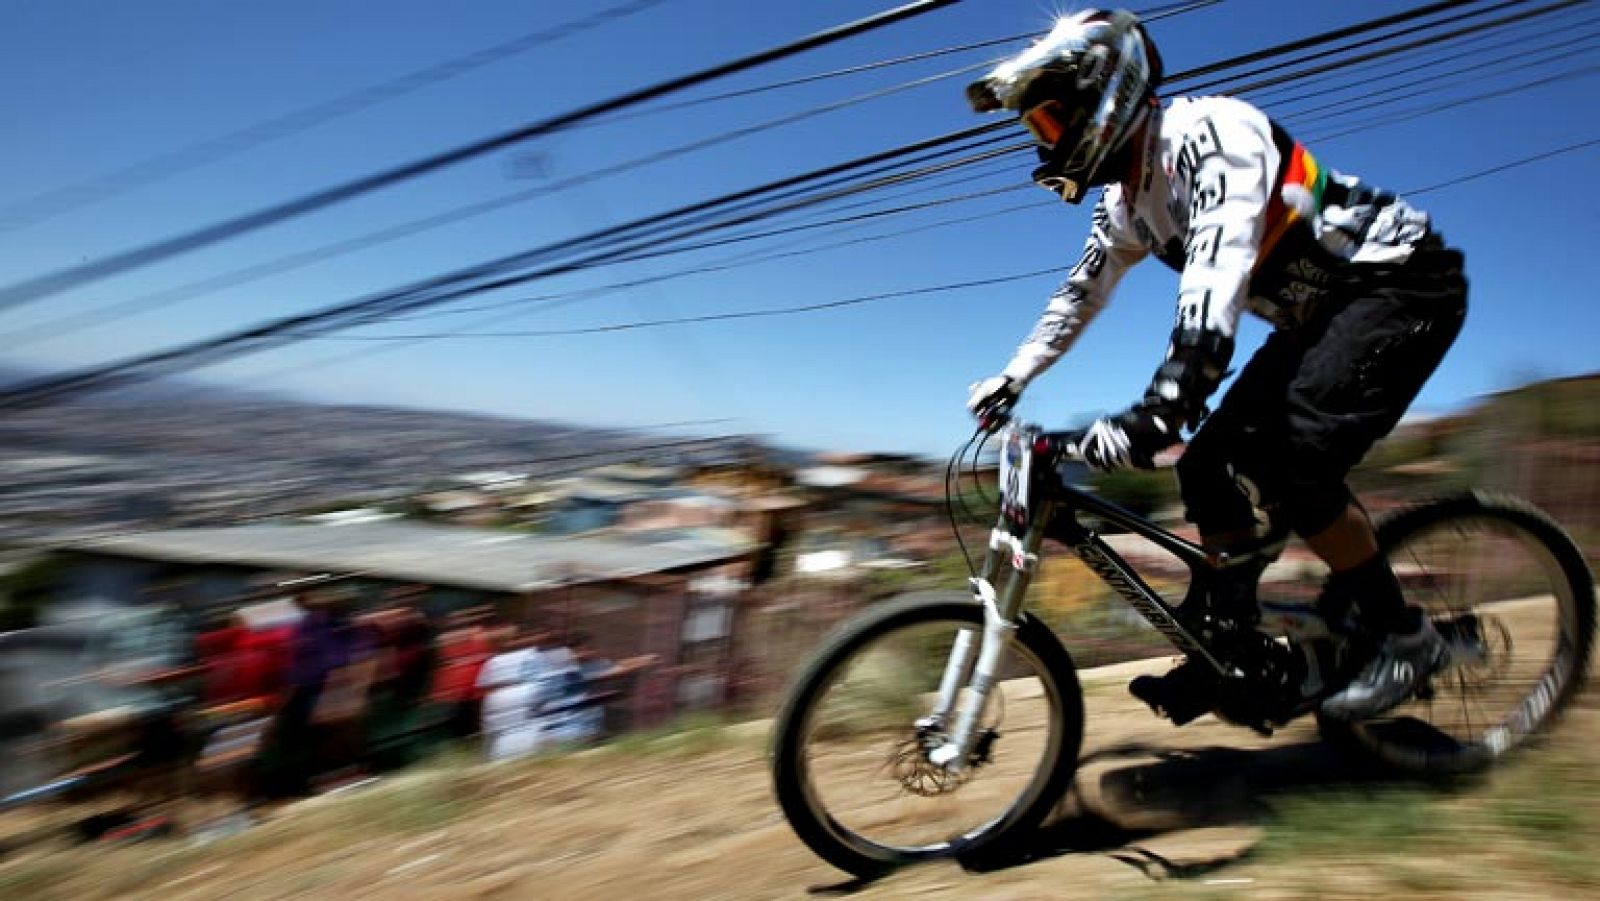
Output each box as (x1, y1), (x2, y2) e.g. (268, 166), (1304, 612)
(967, 9), (1162, 203)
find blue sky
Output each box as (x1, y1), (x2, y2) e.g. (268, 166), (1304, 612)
(1, 0), (1596, 455)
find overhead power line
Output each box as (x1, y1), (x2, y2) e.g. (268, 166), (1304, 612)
(0, 123), (1014, 408)
(385, 189), (1036, 327)
(0, 57), (1005, 351)
(0, 0), (679, 233)
(0, 0), (1574, 408)
(1276, 29), (1600, 124)
(232, 191), (1047, 382)
(1305, 64), (1600, 143)
(316, 266), (1070, 340)
(5, 0), (1470, 353)
(1406, 136), (1600, 194)
(1251, 5), (1600, 105)
(594, 0), (1226, 126)
(0, 0), (961, 314)
(1220, 0), (1585, 96)
(1182, 0), (1540, 94)
(294, 138), (1600, 347)
(0, 0), (1229, 351)
(1163, 0), (1498, 83)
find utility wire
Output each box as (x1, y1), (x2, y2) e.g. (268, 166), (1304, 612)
(0, 0), (679, 233)
(356, 180), (1032, 333)
(1252, 5), (1600, 106)
(0, 123), (1015, 408)
(315, 266), (1069, 340)
(1221, 0), (1585, 97)
(0, 57), (1006, 350)
(1164, 0), (1498, 83)
(234, 178), (1035, 395)
(1183, 0), (1541, 94)
(298, 137), (1600, 346)
(1276, 31), (1600, 125)
(258, 34), (1600, 374)
(376, 152), (1029, 325)
(0, 0), (1229, 350)
(0, 121), (1017, 393)
(0, 0), (1567, 407)
(592, 0), (1226, 126)
(1406, 136), (1600, 194)
(347, 45), (1587, 342)
(1305, 63), (1600, 143)
(384, 189), (1036, 327)
(0, 0), (961, 313)
(319, 2), (1578, 302)
(0, 0), (1429, 349)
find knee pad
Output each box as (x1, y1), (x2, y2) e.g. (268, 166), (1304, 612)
(1176, 440), (1257, 535)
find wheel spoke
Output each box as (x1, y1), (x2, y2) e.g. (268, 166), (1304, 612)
(1455, 670), (1476, 741)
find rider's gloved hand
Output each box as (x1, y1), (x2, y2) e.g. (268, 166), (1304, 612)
(1079, 406), (1180, 471)
(966, 375), (1021, 430)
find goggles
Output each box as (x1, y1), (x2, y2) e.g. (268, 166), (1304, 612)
(1021, 100), (1078, 150)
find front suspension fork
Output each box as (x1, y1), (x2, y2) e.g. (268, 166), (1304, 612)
(925, 524), (1042, 771)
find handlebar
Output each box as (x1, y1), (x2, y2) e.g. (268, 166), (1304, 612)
(976, 413), (1084, 462)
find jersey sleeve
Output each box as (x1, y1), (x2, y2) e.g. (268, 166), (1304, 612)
(1143, 102), (1280, 426)
(1001, 191), (1147, 385)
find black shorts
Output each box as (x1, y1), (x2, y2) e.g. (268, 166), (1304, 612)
(1177, 239), (1468, 536)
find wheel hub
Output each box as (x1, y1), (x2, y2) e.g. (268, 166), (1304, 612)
(885, 726), (1000, 796)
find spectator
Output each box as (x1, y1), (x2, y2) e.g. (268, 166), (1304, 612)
(476, 630), (540, 762)
(309, 595), (376, 788)
(429, 609), (491, 740)
(362, 604), (436, 772)
(256, 586), (357, 799)
(194, 612), (248, 706)
(527, 636), (604, 750)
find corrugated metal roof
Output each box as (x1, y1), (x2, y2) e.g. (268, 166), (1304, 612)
(39, 520), (758, 594)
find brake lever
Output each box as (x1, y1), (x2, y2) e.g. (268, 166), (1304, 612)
(977, 407), (1013, 435)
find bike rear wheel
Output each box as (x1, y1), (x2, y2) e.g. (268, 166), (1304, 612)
(1319, 492), (1596, 774)
(770, 596), (1083, 878)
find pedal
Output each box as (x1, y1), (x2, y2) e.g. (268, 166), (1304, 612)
(1130, 661), (1218, 726)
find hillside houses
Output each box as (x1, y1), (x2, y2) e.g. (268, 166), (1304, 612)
(7, 447), (983, 742)
(30, 519), (761, 731)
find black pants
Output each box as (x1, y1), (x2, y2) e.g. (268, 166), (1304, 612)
(1177, 240), (1468, 539)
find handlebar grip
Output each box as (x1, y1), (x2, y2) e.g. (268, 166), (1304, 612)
(1040, 429), (1086, 460)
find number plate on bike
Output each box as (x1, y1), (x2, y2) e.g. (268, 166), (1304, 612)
(999, 427), (1034, 534)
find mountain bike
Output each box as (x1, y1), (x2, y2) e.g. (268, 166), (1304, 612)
(770, 418), (1595, 878)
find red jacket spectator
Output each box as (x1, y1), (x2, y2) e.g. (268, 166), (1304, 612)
(430, 625), (490, 705)
(197, 624), (248, 705)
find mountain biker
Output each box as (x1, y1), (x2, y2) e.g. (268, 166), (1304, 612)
(962, 9), (1468, 720)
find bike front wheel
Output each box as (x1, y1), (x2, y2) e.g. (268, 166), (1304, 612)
(1319, 492), (1596, 773)
(770, 596), (1083, 879)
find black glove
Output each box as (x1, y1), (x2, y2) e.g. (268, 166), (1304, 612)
(965, 375), (1020, 430)
(1078, 405), (1181, 472)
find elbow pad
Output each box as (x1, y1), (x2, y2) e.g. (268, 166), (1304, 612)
(1141, 327), (1234, 430)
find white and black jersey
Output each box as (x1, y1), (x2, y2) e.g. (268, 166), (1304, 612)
(1000, 95), (1433, 395)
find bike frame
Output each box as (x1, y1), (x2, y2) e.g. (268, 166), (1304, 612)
(927, 420), (1304, 771)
